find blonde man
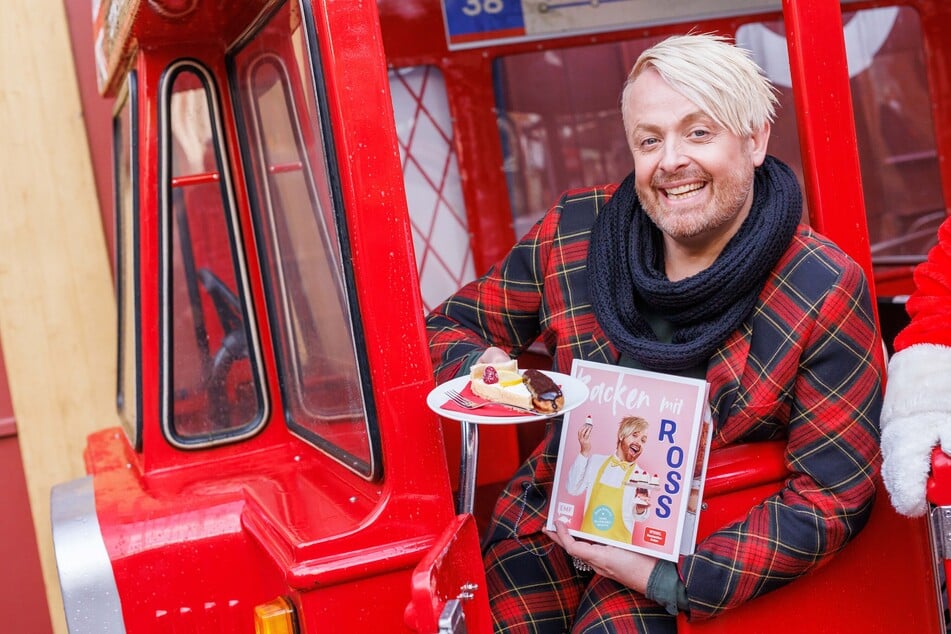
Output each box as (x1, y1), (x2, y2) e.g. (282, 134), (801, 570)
(427, 33), (882, 631)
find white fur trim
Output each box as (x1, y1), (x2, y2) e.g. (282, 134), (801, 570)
(881, 344), (951, 517)
(882, 344), (951, 424)
(881, 417), (940, 517)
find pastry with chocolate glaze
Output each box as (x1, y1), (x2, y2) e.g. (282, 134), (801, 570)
(522, 369), (564, 413)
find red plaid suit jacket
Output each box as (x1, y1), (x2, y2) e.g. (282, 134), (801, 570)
(427, 184), (883, 620)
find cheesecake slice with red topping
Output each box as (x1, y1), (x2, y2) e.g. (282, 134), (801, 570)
(469, 361), (564, 413)
(469, 360), (533, 410)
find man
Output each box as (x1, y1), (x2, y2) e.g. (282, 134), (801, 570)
(566, 416), (652, 545)
(881, 214), (951, 517)
(427, 33), (882, 631)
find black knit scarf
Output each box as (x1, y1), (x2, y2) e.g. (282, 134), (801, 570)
(587, 155), (802, 372)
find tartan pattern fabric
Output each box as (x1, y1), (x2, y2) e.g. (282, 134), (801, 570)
(485, 534), (675, 633)
(426, 185), (884, 625)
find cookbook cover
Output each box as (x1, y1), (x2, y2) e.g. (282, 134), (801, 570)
(546, 358), (712, 562)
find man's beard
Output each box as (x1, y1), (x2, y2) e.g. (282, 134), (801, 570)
(637, 162), (754, 239)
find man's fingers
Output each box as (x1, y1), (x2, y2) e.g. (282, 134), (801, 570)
(476, 346), (510, 364)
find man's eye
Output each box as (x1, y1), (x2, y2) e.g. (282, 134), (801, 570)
(689, 129), (710, 139)
(640, 137), (659, 148)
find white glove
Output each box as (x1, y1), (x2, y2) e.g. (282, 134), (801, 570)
(881, 344), (951, 517)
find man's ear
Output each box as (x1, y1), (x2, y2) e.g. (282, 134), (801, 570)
(749, 122), (771, 166)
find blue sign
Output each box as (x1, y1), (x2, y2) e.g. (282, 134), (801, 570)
(442, 0), (526, 45)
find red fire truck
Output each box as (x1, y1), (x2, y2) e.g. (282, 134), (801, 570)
(50, 0), (951, 632)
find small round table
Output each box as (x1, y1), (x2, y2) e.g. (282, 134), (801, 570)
(426, 373), (588, 514)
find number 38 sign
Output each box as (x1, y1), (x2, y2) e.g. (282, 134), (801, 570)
(440, 0), (648, 51)
(440, 0), (527, 48)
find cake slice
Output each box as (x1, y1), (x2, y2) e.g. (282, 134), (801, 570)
(469, 360), (533, 410)
(469, 362), (565, 413)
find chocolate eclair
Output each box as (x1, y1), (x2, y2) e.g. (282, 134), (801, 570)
(523, 369), (565, 413)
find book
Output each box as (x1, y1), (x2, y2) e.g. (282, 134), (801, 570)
(546, 358), (713, 562)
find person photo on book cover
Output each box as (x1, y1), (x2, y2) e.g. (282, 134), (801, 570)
(426, 33), (883, 631)
(881, 214), (951, 517)
(567, 415), (653, 544)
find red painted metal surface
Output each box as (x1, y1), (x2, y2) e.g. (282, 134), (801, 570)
(684, 443), (941, 633)
(71, 0), (477, 631)
(407, 514), (491, 633)
(929, 448), (951, 506)
(784, 0), (875, 280)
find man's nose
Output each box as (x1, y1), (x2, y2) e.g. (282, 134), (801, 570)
(659, 137), (689, 173)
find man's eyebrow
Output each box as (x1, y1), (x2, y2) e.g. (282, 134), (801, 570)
(682, 111), (716, 125)
(631, 111), (716, 134)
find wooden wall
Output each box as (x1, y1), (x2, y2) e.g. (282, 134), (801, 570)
(0, 1), (117, 632)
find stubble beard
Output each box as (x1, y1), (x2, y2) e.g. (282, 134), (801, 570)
(637, 162), (754, 240)
(624, 445), (642, 463)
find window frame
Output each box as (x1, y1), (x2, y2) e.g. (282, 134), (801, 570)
(228, 0), (383, 480)
(114, 71), (142, 450)
(157, 58), (270, 449)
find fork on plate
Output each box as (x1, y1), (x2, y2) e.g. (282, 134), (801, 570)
(445, 389), (492, 409)
(445, 389), (533, 412)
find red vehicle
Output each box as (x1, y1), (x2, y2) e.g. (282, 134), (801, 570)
(50, 0), (951, 632)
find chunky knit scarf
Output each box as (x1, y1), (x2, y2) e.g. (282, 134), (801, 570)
(587, 155), (802, 372)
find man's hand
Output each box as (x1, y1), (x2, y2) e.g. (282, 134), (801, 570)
(577, 422), (593, 457)
(546, 521), (658, 593)
(476, 346), (510, 365)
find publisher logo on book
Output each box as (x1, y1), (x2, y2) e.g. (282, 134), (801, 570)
(644, 527), (667, 546)
(557, 501), (575, 523)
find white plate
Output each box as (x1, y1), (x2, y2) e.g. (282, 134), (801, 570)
(426, 371), (589, 424)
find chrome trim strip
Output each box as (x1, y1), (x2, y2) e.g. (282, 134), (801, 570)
(51, 476), (126, 633)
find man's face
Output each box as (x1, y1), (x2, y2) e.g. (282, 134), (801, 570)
(617, 429), (648, 463)
(622, 68), (768, 248)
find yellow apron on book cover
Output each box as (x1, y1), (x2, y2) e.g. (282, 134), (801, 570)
(580, 456), (637, 543)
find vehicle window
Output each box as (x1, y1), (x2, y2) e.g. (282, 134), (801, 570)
(389, 65), (476, 313)
(493, 37), (661, 239)
(115, 74), (140, 447)
(230, 0), (378, 478)
(493, 6), (943, 290)
(161, 62), (266, 445)
(738, 7), (942, 288)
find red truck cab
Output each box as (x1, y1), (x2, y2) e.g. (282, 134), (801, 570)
(51, 0), (951, 632)
(52, 0), (489, 631)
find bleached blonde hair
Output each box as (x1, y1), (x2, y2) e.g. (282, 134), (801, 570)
(617, 416), (649, 442)
(622, 33), (778, 137)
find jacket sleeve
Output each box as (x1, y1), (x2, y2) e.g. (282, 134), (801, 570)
(680, 258), (883, 620)
(425, 201), (563, 383)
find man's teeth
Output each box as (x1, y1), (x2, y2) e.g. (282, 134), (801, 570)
(665, 183), (704, 199)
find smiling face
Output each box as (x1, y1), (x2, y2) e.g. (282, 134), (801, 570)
(616, 428), (649, 463)
(622, 68), (769, 251)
